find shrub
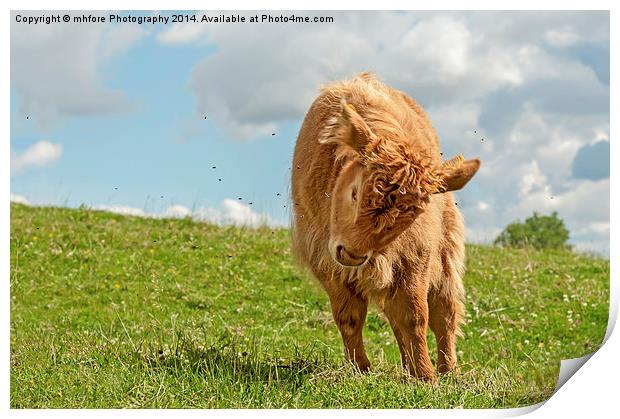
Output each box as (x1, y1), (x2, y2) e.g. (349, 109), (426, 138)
(494, 212), (570, 249)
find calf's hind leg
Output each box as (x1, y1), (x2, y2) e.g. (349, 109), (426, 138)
(428, 291), (463, 374)
(430, 199), (466, 374)
(322, 279), (371, 372)
(383, 288), (436, 381)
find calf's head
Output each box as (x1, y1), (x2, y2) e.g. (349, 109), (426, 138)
(320, 100), (480, 267)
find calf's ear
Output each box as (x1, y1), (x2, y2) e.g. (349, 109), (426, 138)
(319, 99), (375, 154)
(434, 155), (481, 193)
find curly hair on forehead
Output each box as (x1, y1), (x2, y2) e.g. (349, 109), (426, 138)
(319, 86), (445, 199)
(325, 116), (445, 234)
(362, 136), (443, 203)
(352, 141), (441, 233)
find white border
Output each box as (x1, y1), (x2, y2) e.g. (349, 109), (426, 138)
(4, 1), (617, 418)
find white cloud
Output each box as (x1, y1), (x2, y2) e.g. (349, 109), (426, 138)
(519, 161), (548, 197)
(427, 101), (481, 154)
(571, 221), (609, 256)
(545, 28), (582, 47)
(464, 225), (502, 245)
(93, 205), (148, 217)
(10, 11), (147, 128)
(162, 12), (606, 137)
(164, 204), (192, 218)
(168, 12), (532, 140)
(477, 201), (489, 212)
(461, 175), (610, 255)
(101, 24), (148, 59)
(193, 199), (281, 227)
(589, 222), (610, 236)
(221, 199), (279, 227)
(156, 20), (206, 44)
(10, 193), (30, 205)
(11, 141), (62, 174)
(92, 200), (282, 228)
(461, 95), (608, 251)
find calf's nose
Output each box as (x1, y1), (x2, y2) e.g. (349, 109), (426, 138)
(333, 243), (370, 267)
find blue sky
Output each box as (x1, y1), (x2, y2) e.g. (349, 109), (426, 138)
(10, 10), (610, 254)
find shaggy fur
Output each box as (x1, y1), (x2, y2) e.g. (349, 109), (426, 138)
(291, 72), (480, 381)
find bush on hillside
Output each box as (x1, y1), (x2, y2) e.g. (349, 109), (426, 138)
(494, 212), (570, 250)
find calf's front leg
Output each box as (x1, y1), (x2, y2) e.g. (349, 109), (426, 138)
(322, 279), (371, 372)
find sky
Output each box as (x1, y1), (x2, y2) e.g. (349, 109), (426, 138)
(10, 10), (610, 255)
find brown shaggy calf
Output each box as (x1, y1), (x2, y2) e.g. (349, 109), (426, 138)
(291, 73), (480, 381)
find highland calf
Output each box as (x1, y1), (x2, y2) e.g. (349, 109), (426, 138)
(291, 73), (480, 381)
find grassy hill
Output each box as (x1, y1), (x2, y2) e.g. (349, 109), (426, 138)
(10, 203), (609, 408)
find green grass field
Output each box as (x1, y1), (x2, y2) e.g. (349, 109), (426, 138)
(10, 203), (609, 408)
